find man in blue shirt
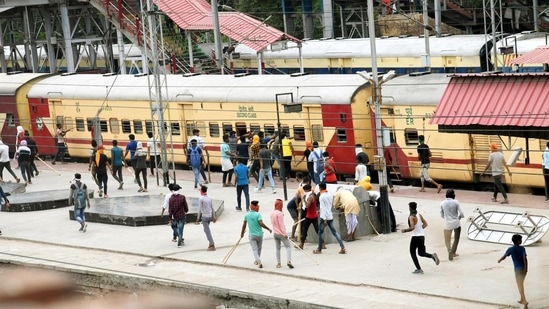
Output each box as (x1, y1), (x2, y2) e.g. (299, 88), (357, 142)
(123, 134), (138, 183)
(111, 140), (124, 190)
(234, 158), (250, 211)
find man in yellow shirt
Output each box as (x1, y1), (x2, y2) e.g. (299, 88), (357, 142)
(334, 187), (360, 241)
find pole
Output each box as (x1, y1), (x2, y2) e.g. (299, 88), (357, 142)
(275, 99), (288, 201)
(367, 0), (391, 234)
(422, 0), (431, 71)
(211, 0), (224, 73)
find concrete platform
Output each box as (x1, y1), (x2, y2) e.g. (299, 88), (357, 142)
(5, 189), (94, 212)
(1, 182), (26, 196)
(68, 195), (224, 226)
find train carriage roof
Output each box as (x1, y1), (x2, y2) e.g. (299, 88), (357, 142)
(380, 73), (451, 106)
(235, 35), (492, 59)
(0, 73), (48, 96)
(26, 74), (369, 104)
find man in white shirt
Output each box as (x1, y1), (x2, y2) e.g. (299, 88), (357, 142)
(147, 132), (161, 176)
(440, 189), (464, 261)
(307, 141), (323, 185)
(0, 139), (20, 183)
(313, 183), (346, 254)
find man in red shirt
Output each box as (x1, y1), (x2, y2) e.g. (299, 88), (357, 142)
(298, 184), (319, 249)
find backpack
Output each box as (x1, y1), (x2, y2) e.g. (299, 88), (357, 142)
(313, 150), (324, 173)
(189, 146), (202, 167)
(74, 183), (86, 209)
(270, 138), (280, 155)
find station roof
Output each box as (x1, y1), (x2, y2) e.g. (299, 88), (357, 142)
(430, 73), (549, 139)
(510, 45), (549, 65)
(155, 0), (301, 52)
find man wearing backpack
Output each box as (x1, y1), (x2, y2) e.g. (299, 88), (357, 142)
(68, 173), (90, 233)
(168, 184), (189, 248)
(188, 139), (204, 188)
(307, 141), (323, 185)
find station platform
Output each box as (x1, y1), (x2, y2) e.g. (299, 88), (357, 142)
(0, 162), (548, 308)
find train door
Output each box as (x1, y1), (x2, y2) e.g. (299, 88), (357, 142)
(471, 134), (500, 175)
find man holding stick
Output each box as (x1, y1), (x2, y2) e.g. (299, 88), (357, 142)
(52, 123), (71, 165)
(240, 200), (271, 268)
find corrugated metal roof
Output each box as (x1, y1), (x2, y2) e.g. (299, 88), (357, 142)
(155, 0), (300, 52)
(430, 74), (549, 130)
(509, 45), (549, 64)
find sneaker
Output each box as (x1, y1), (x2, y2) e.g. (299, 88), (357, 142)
(203, 180), (209, 184)
(104, 194), (108, 198)
(78, 227), (83, 232)
(207, 245), (216, 251)
(118, 182), (124, 190)
(98, 190), (103, 197)
(177, 244), (182, 248)
(272, 189), (277, 194)
(235, 207), (242, 211)
(433, 253), (440, 265)
(287, 262), (294, 269)
(254, 187), (259, 192)
(83, 224), (88, 233)
(172, 237), (177, 242)
(412, 269), (424, 274)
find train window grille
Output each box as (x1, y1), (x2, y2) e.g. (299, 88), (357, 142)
(133, 120), (143, 134)
(293, 126), (305, 141)
(264, 124), (275, 136)
(145, 121), (153, 135)
(6, 114), (14, 127)
(235, 122), (247, 136)
(56, 116), (64, 127)
(171, 122), (181, 135)
(281, 125), (290, 136)
(64, 117), (74, 132)
(86, 118), (94, 131)
(209, 122), (220, 137)
(222, 122), (233, 136)
(250, 123), (260, 134)
(75, 118), (85, 132)
(185, 121), (195, 137)
(100, 120), (108, 132)
(110, 118), (120, 134)
(336, 128), (347, 142)
(311, 124), (324, 142)
(121, 120), (131, 133)
(404, 128), (419, 145)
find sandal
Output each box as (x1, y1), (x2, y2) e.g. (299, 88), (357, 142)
(276, 263), (281, 268)
(491, 197), (497, 202)
(313, 249), (322, 254)
(338, 248), (347, 254)
(287, 262), (294, 269)
(258, 263), (263, 269)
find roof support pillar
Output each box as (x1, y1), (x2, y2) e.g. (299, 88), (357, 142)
(60, 2), (76, 72)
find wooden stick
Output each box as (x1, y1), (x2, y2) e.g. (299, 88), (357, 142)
(288, 238), (319, 265)
(222, 237), (242, 264)
(292, 218), (305, 227)
(35, 156), (61, 176)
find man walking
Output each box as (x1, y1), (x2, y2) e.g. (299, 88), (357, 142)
(147, 132), (161, 177)
(233, 158), (250, 211)
(482, 142), (512, 204)
(123, 134), (138, 182)
(313, 183), (346, 254)
(168, 184), (188, 248)
(417, 135), (442, 193)
(68, 173), (90, 233)
(188, 129), (209, 184)
(240, 200), (272, 268)
(255, 143), (277, 193)
(402, 202), (440, 274)
(0, 139), (20, 183)
(110, 140), (124, 190)
(24, 131), (39, 176)
(196, 185), (216, 251)
(15, 140), (32, 185)
(440, 189), (464, 261)
(270, 199), (294, 269)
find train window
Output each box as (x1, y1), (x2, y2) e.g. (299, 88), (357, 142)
(145, 121), (153, 135)
(235, 122), (247, 136)
(75, 118), (85, 132)
(281, 125), (290, 136)
(250, 123), (260, 134)
(133, 120), (143, 134)
(86, 118), (93, 131)
(311, 124), (324, 142)
(64, 117), (74, 131)
(186, 121), (195, 137)
(293, 126), (305, 141)
(264, 124), (275, 136)
(404, 128), (419, 145)
(222, 122), (233, 136)
(100, 120), (108, 132)
(6, 114), (14, 127)
(122, 120), (131, 133)
(56, 116), (64, 126)
(336, 128), (347, 142)
(110, 118), (120, 134)
(209, 122), (220, 137)
(171, 122), (181, 135)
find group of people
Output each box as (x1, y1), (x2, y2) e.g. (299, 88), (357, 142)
(0, 129), (39, 185)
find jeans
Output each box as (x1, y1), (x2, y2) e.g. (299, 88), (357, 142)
(0, 161), (19, 180)
(135, 167), (147, 189)
(150, 154), (161, 175)
(274, 233), (291, 264)
(74, 205), (86, 225)
(271, 153), (284, 179)
(236, 184), (250, 210)
(257, 168), (275, 190)
(112, 165), (123, 183)
(54, 142), (65, 162)
(201, 216), (215, 246)
(20, 161), (32, 183)
(192, 166), (201, 187)
(97, 172), (108, 195)
(493, 175), (507, 199)
(318, 218), (345, 250)
(174, 217), (186, 246)
(300, 217), (319, 243)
